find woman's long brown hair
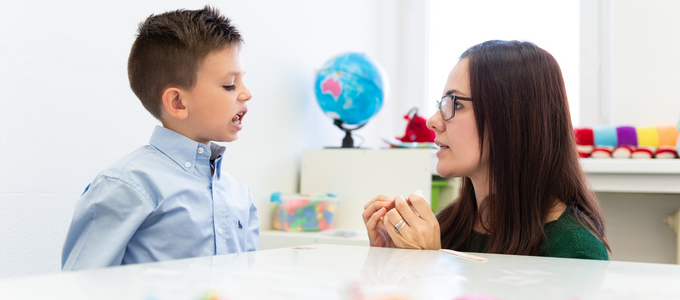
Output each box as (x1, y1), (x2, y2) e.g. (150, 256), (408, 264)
(437, 40), (610, 255)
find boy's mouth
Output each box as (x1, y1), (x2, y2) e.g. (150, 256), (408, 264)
(232, 109), (247, 125)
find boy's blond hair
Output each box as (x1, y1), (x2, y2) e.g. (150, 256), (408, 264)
(128, 5), (243, 119)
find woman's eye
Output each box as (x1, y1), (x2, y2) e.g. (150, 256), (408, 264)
(223, 85), (236, 91)
(454, 100), (463, 110)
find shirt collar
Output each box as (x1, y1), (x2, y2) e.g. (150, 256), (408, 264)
(210, 142), (226, 179)
(149, 126), (225, 175)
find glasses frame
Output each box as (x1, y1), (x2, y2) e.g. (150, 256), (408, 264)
(436, 94), (473, 120)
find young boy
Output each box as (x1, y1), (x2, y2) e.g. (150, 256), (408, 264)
(62, 6), (259, 271)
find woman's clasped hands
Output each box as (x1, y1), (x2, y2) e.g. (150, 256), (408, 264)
(362, 192), (441, 250)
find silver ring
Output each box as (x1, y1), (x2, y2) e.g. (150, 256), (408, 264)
(394, 219), (406, 233)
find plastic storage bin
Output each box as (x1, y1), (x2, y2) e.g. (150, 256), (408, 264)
(271, 193), (338, 231)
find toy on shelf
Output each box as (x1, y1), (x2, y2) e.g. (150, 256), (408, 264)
(382, 136), (437, 149)
(574, 124), (679, 159)
(383, 107), (437, 148)
(396, 108), (435, 143)
(271, 192), (338, 231)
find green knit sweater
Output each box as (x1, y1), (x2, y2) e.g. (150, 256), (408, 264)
(458, 211), (609, 260)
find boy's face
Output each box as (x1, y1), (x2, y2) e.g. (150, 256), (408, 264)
(183, 46), (251, 144)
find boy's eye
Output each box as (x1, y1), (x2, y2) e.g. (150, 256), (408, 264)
(223, 85), (236, 91)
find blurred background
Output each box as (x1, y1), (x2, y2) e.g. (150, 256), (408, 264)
(2, 0), (680, 279)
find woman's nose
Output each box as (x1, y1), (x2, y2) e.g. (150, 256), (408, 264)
(426, 111), (442, 132)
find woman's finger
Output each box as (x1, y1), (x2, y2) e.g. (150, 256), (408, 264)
(384, 208), (405, 228)
(366, 207), (386, 232)
(363, 195), (394, 210)
(407, 193), (436, 222)
(393, 195), (421, 227)
(382, 213), (421, 249)
(366, 207), (389, 246)
(362, 200), (392, 224)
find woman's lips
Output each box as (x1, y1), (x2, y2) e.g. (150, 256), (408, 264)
(436, 145), (449, 156)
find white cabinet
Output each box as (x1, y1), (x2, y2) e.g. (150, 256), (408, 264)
(260, 149), (433, 250)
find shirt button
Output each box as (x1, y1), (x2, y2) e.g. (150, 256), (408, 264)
(218, 228), (223, 235)
(185, 162), (191, 168)
(197, 148), (204, 154)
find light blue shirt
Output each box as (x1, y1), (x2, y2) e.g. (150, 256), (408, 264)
(62, 126), (259, 271)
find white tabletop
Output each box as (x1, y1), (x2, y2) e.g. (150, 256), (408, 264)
(2, 244), (680, 300)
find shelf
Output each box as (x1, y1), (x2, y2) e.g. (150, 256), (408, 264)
(579, 159), (680, 194)
(580, 159), (680, 174)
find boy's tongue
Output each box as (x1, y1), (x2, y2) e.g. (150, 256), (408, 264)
(231, 114), (240, 124)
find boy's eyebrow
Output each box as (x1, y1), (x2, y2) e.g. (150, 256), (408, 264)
(445, 89), (469, 97)
(224, 70), (245, 77)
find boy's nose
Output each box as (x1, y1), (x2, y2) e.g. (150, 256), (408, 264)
(240, 85), (252, 102)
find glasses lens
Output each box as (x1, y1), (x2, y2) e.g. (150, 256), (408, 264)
(440, 95), (453, 119)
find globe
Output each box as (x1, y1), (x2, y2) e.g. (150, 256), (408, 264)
(314, 52), (388, 126)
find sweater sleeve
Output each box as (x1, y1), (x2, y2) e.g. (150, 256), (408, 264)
(541, 224), (609, 260)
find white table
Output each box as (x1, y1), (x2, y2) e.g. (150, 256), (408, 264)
(2, 244), (680, 300)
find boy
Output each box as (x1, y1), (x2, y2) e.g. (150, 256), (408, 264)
(62, 6), (259, 271)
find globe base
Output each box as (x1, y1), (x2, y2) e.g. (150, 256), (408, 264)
(333, 119), (367, 148)
(341, 129), (354, 148)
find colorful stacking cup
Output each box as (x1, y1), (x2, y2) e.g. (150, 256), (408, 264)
(616, 126), (637, 147)
(574, 127), (594, 158)
(636, 126), (659, 147)
(657, 125), (679, 147)
(574, 127), (594, 146)
(593, 125), (617, 147)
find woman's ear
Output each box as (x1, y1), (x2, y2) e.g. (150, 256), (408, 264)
(161, 87), (189, 120)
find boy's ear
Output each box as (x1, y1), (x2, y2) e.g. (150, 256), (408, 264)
(161, 87), (189, 120)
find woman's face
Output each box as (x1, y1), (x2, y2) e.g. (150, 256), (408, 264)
(427, 58), (487, 178)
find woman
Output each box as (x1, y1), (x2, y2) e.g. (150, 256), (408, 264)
(362, 40), (609, 259)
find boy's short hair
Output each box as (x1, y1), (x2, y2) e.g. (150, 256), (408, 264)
(128, 6), (243, 120)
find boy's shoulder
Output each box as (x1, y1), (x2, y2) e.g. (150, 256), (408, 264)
(98, 144), (163, 180)
(98, 126), (196, 180)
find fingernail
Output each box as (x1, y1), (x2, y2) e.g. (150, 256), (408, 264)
(412, 189), (424, 198)
(397, 195), (406, 202)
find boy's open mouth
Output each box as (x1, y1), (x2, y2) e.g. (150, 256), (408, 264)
(232, 109), (247, 125)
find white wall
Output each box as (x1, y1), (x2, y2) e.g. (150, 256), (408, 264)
(0, 0), (428, 279)
(578, 0), (680, 264)
(580, 0), (680, 126)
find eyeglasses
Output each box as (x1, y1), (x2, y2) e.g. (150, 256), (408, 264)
(436, 94), (473, 120)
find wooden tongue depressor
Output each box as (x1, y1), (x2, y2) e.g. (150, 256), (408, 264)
(439, 249), (488, 262)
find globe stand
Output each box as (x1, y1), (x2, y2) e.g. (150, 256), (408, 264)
(333, 119), (367, 148)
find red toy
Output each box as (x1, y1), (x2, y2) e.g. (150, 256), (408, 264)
(397, 108), (435, 143)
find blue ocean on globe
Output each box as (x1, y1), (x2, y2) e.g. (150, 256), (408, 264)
(314, 53), (387, 125)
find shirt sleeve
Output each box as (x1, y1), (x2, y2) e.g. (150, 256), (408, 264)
(245, 188), (260, 252)
(61, 175), (154, 271)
